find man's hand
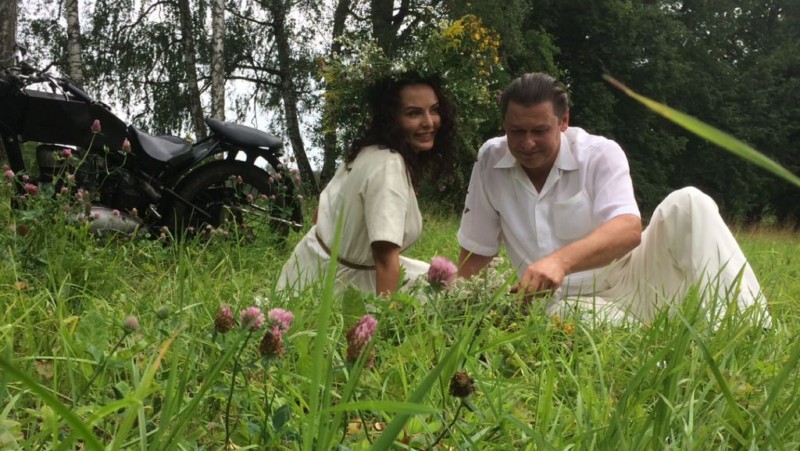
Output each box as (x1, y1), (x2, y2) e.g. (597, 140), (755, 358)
(515, 254), (567, 295)
(511, 214), (642, 299)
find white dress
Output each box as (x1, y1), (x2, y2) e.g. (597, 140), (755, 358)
(277, 145), (429, 295)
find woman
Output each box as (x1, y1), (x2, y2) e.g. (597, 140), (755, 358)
(277, 73), (456, 296)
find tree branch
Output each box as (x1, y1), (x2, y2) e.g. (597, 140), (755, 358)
(236, 64), (282, 77)
(227, 8), (274, 27)
(119, 1), (173, 33)
(227, 75), (280, 88)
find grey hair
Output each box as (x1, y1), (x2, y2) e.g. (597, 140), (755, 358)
(500, 72), (569, 119)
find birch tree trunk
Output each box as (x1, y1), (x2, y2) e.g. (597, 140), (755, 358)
(0, 0), (16, 66)
(65, 0), (84, 87)
(265, 0), (319, 194)
(0, 0), (17, 162)
(318, 0), (350, 186)
(210, 0), (225, 120)
(176, 0), (208, 139)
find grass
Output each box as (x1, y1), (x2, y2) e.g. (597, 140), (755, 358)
(2, 187), (800, 450)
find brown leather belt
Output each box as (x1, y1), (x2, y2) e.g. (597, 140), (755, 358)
(315, 230), (375, 270)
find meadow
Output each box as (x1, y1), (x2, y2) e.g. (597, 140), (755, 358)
(2, 191), (800, 450)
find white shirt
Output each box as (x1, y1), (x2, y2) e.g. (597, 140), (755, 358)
(457, 127), (640, 294)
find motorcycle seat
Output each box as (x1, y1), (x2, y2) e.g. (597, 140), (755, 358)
(206, 118), (283, 149)
(129, 126), (193, 165)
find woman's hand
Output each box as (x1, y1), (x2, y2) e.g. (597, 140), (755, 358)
(371, 241), (402, 296)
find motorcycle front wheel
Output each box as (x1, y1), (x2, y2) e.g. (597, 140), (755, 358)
(166, 161), (301, 240)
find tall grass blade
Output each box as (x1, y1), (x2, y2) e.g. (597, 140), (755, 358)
(0, 357), (104, 450)
(675, 314), (747, 434)
(370, 303), (487, 450)
(110, 329), (180, 451)
(303, 212), (345, 451)
(324, 400), (439, 415)
(604, 75), (800, 189)
(161, 331), (245, 446)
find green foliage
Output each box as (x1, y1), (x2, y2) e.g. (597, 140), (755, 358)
(320, 14), (507, 201)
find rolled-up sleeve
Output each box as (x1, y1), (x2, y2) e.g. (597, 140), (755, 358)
(589, 141), (640, 222)
(458, 152), (502, 257)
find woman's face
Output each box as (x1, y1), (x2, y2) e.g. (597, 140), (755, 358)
(397, 84), (441, 153)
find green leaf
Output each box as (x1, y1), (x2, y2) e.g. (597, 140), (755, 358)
(272, 404), (291, 431)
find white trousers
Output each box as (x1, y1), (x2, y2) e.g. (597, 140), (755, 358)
(548, 187), (773, 326)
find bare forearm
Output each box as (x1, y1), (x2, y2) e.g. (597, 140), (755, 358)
(550, 214), (642, 274)
(519, 214), (642, 293)
(372, 241), (402, 295)
(458, 247), (496, 279)
(374, 264), (400, 295)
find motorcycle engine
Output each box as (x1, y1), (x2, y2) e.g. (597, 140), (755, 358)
(74, 152), (147, 212)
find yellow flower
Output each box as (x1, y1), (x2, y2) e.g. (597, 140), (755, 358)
(473, 33), (481, 41)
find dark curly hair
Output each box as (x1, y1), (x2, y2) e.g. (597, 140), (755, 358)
(345, 72), (457, 186)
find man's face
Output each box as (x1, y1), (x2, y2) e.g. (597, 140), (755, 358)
(503, 101), (569, 177)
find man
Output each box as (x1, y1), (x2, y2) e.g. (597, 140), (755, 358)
(457, 72), (772, 326)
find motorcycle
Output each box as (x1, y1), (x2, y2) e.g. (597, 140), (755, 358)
(0, 45), (303, 239)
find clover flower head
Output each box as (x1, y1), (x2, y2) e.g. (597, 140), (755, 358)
(122, 315), (140, 333)
(345, 315), (378, 365)
(427, 256), (458, 289)
(259, 329), (285, 357)
(91, 119), (101, 134)
(239, 306), (265, 331)
(214, 305), (236, 333)
(23, 183), (38, 196)
(449, 370), (475, 398)
(122, 139), (132, 153)
(62, 148), (73, 158)
(267, 308), (294, 333)
(4, 169), (13, 180)
(156, 306), (170, 320)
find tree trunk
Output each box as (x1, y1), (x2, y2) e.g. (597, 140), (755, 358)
(266, 0), (319, 195)
(176, 0), (208, 139)
(370, 0), (395, 55)
(0, 0), (16, 66)
(0, 0), (17, 163)
(210, 0), (225, 120)
(319, 0), (351, 186)
(65, 0), (84, 87)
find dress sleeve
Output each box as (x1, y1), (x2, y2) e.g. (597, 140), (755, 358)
(363, 154), (410, 247)
(457, 148), (502, 256)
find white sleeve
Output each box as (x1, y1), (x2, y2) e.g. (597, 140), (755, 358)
(457, 150), (502, 256)
(364, 155), (410, 246)
(589, 141), (640, 222)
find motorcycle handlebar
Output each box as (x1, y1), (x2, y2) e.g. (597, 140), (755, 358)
(2, 67), (97, 104)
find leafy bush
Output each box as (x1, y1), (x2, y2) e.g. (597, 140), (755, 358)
(321, 15), (506, 203)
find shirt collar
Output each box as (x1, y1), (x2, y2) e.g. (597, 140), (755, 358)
(493, 130), (579, 171)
